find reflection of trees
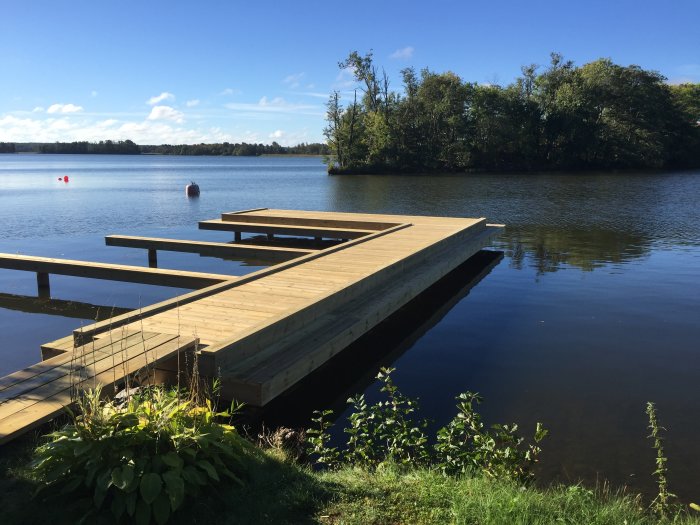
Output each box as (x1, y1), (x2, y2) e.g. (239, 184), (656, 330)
(498, 226), (651, 274)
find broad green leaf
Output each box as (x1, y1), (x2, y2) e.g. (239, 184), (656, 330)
(139, 472), (162, 504)
(162, 470), (185, 511)
(197, 459), (219, 481)
(161, 451), (184, 469)
(152, 492), (171, 525)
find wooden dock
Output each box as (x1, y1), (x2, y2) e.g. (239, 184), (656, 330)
(0, 208), (502, 444)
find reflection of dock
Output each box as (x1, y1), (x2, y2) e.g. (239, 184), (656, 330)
(0, 209), (502, 444)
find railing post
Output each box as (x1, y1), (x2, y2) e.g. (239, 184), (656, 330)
(148, 249), (158, 268)
(37, 272), (50, 297)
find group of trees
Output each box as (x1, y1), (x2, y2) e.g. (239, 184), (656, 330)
(140, 141), (328, 156)
(0, 141), (329, 156)
(39, 140), (140, 154)
(325, 52), (700, 173)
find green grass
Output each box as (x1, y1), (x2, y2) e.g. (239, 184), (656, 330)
(2, 435), (699, 525)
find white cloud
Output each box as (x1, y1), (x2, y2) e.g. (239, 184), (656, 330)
(147, 105), (185, 123)
(185, 99), (200, 107)
(219, 88), (236, 96)
(390, 46), (414, 60)
(0, 113), (248, 144)
(147, 92), (175, 105)
(46, 103), (84, 114)
(91, 90), (98, 97)
(333, 67), (357, 90)
(269, 129), (285, 139)
(32, 106), (45, 113)
(283, 72), (305, 89)
(224, 97), (322, 118)
(258, 96), (286, 107)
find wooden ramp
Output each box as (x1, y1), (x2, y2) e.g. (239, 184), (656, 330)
(0, 208), (502, 442)
(0, 331), (198, 444)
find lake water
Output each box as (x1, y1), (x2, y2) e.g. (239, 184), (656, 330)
(1, 154), (699, 499)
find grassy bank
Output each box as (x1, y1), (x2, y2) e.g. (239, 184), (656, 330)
(1, 433), (698, 525)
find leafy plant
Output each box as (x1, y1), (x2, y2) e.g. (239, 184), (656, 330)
(434, 392), (547, 481)
(31, 385), (247, 525)
(307, 367), (546, 483)
(343, 367), (429, 468)
(645, 401), (676, 518)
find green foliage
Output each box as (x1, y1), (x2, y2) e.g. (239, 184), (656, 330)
(307, 367), (545, 483)
(30, 386), (248, 524)
(343, 367), (429, 468)
(434, 392), (547, 481)
(645, 401), (677, 518)
(327, 50), (700, 173)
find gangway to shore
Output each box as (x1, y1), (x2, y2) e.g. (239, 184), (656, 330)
(0, 208), (502, 444)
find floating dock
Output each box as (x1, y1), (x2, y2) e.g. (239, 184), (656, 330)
(0, 208), (502, 443)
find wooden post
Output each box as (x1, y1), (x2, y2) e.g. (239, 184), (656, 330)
(267, 233), (274, 241)
(148, 249), (158, 268)
(37, 272), (50, 297)
(234, 232), (242, 242)
(314, 237), (322, 242)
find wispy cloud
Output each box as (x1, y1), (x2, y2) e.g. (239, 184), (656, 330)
(0, 113), (251, 145)
(390, 46), (414, 60)
(147, 92), (175, 105)
(297, 91), (331, 99)
(283, 72), (305, 89)
(147, 105), (184, 123)
(32, 106), (45, 113)
(333, 67), (357, 90)
(91, 90), (98, 98)
(185, 99), (200, 107)
(219, 88), (237, 96)
(224, 96), (323, 117)
(47, 103), (84, 114)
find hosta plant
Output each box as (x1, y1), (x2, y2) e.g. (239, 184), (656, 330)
(31, 386), (247, 525)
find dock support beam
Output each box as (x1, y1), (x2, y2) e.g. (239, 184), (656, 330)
(37, 272), (50, 298)
(148, 249), (158, 268)
(267, 233), (274, 241)
(234, 232), (242, 242)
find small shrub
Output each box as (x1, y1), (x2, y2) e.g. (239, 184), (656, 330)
(31, 386), (247, 525)
(307, 367), (546, 483)
(435, 391), (547, 481)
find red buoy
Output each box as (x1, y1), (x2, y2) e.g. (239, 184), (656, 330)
(64, 175), (69, 183)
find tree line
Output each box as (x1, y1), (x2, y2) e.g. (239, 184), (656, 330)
(1, 140), (329, 156)
(325, 51), (700, 174)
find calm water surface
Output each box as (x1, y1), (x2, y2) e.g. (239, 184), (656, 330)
(1, 154), (698, 498)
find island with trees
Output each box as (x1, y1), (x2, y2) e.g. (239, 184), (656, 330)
(325, 51), (700, 174)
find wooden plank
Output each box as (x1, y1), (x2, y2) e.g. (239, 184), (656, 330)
(221, 212), (398, 230)
(0, 253), (237, 289)
(105, 235), (315, 261)
(218, 227), (502, 404)
(0, 334), (198, 444)
(75, 223), (411, 344)
(0, 331), (163, 396)
(199, 219), (376, 239)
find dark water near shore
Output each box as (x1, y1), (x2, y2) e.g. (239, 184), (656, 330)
(1, 154), (699, 499)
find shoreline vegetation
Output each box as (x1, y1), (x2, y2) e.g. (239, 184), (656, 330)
(325, 51), (700, 175)
(0, 141), (329, 157)
(1, 370), (698, 524)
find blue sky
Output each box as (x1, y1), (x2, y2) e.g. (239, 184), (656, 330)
(1, 0), (698, 146)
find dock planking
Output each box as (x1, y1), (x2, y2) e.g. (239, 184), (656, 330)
(0, 208), (502, 443)
(105, 235), (315, 262)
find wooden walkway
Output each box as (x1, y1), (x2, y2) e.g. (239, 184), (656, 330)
(0, 208), (501, 443)
(0, 331), (197, 444)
